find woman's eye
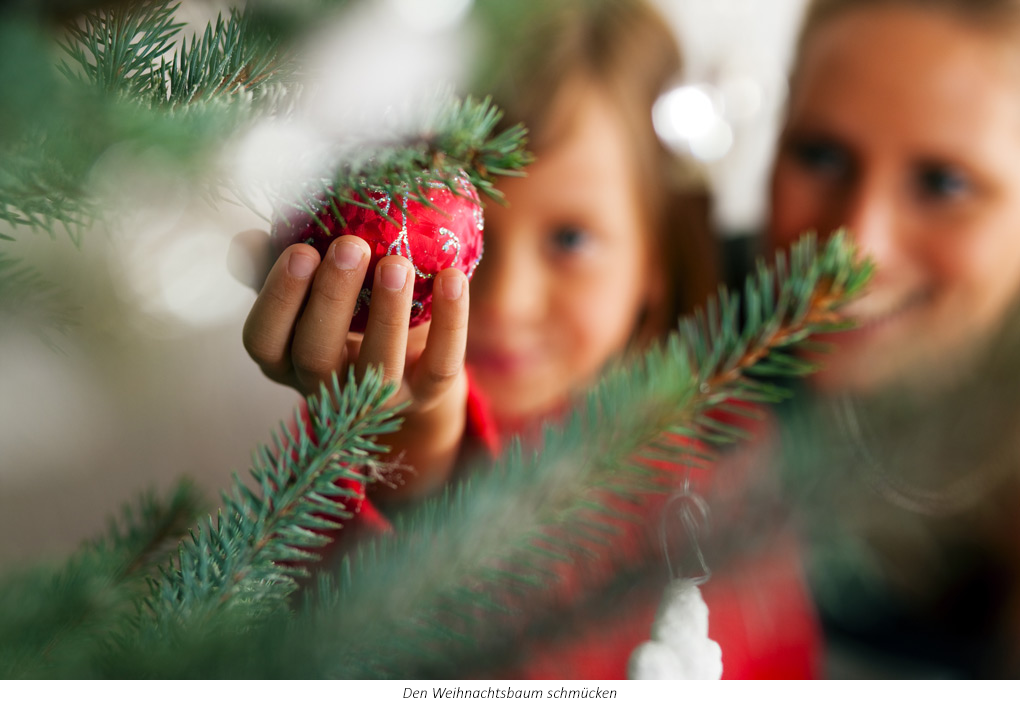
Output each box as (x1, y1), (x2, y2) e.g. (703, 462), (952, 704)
(549, 226), (591, 254)
(788, 138), (851, 179)
(915, 163), (971, 201)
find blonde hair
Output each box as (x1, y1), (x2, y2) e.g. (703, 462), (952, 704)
(483, 0), (717, 336)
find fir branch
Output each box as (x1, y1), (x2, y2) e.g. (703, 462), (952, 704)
(285, 95), (532, 231)
(0, 253), (79, 345)
(307, 231), (871, 678)
(422, 94), (532, 201)
(55, 0), (294, 112)
(0, 232), (869, 679)
(6, 1), (525, 245)
(155, 8), (294, 108)
(89, 479), (207, 577)
(107, 232), (863, 680)
(0, 480), (205, 679)
(2, 1), (295, 245)
(57, 0), (185, 97)
(1, 369), (401, 678)
(142, 367), (402, 627)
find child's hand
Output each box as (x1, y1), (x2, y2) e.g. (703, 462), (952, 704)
(238, 231), (470, 500)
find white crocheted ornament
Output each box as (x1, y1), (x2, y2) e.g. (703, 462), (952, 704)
(627, 580), (723, 680)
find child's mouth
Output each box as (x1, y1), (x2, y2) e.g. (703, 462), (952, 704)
(466, 347), (538, 377)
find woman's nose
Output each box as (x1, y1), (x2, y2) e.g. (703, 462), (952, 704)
(834, 179), (903, 271)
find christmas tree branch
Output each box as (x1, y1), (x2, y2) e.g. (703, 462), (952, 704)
(2, 1), (295, 245)
(57, 0), (184, 96)
(93, 232), (860, 680)
(1, 369), (401, 678)
(0, 480), (205, 679)
(0, 135), (98, 246)
(93, 479), (207, 577)
(301, 232), (871, 678)
(0, 253), (79, 346)
(143, 368), (402, 626)
(0, 232), (869, 678)
(155, 7), (293, 108)
(5, 1), (528, 246)
(280, 95), (532, 235)
(123, 231), (862, 680)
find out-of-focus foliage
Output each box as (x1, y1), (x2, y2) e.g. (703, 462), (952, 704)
(0, 0), (530, 340)
(0, 234), (871, 678)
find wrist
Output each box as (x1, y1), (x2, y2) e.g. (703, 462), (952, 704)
(370, 372), (469, 503)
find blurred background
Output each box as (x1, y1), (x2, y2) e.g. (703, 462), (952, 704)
(0, 0), (809, 565)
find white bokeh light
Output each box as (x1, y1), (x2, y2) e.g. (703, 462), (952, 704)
(108, 207), (254, 335)
(390, 0), (473, 33)
(299, 1), (472, 144)
(651, 0), (809, 230)
(228, 118), (328, 211)
(653, 85), (719, 144)
(653, 83), (733, 163)
(690, 120), (734, 162)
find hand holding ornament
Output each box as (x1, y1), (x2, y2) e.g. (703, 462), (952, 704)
(240, 176), (485, 500)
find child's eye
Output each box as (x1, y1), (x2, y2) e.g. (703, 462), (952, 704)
(549, 226), (591, 254)
(915, 163), (971, 201)
(788, 138), (852, 180)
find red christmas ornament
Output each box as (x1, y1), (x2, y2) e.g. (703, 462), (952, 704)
(270, 171), (484, 332)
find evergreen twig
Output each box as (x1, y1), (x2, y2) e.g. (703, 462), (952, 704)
(298, 231), (872, 678)
(0, 480), (205, 679)
(3, 1), (295, 247)
(92, 480), (207, 577)
(57, 0), (184, 97)
(279, 94), (532, 233)
(155, 7), (293, 108)
(143, 367), (402, 626)
(0, 232), (870, 679)
(0, 253), (79, 345)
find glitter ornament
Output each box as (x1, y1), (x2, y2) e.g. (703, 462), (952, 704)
(627, 580), (723, 680)
(271, 171), (484, 332)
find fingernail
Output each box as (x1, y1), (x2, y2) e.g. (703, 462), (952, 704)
(288, 252), (317, 278)
(439, 274), (463, 300)
(334, 241), (363, 270)
(380, 263), (409, 291)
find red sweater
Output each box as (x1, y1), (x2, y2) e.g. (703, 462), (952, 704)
(306, 376), (822, 680)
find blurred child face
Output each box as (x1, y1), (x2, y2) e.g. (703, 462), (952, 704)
(467, 82), (661, 426)
(770, 6), (1020, 394)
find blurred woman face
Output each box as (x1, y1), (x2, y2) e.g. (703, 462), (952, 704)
(466, 82), (662, 428)
(770, 6), (1020, 394)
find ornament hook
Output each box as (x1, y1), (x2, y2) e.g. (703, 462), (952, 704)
(660, 478), (712, 586)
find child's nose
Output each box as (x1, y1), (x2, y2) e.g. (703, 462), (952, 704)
(470, 245), (546, 326)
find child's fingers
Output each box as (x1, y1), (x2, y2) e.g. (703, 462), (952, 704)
(242, 244), (320, 384)
(411, 269), (469, 406)
(291, 236), (372, 392)
(356, 255), (413, 389)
